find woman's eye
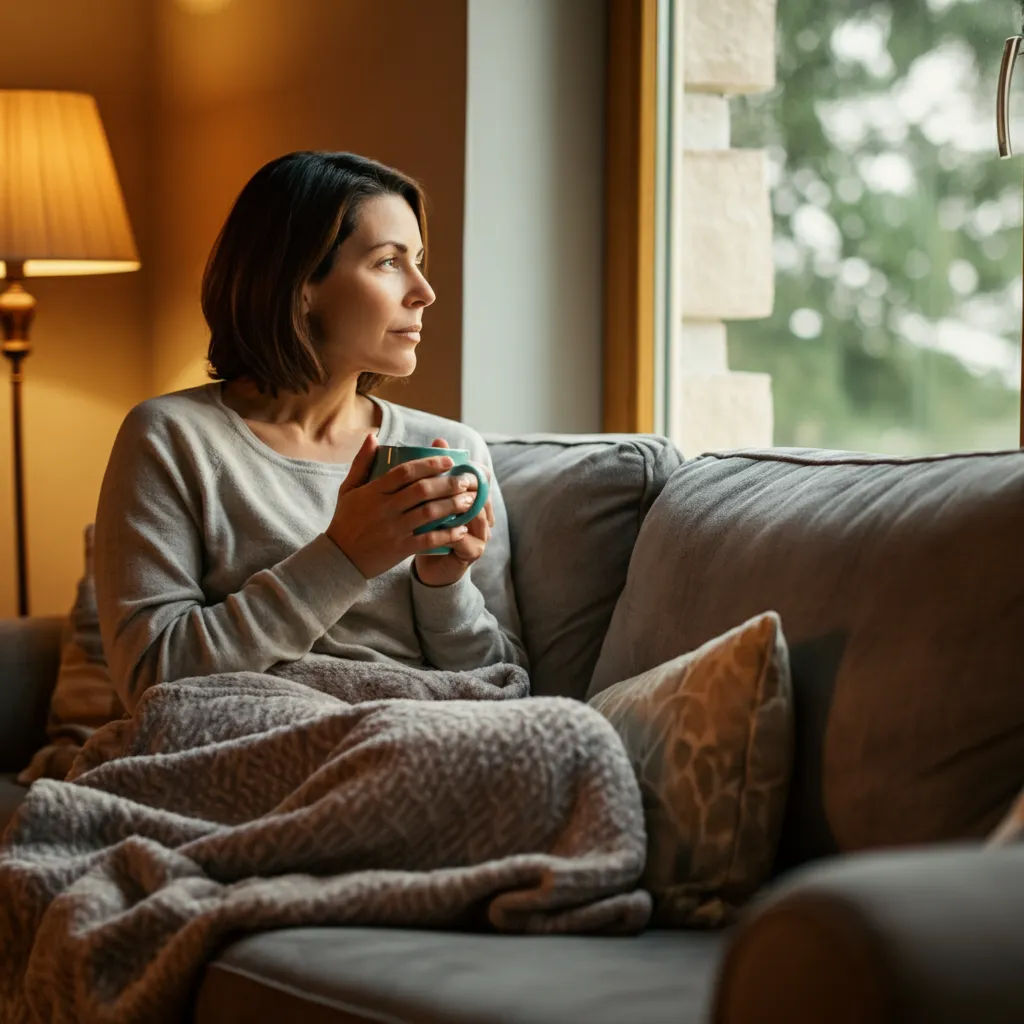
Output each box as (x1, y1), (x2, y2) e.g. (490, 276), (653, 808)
(379, 257), (426, 271)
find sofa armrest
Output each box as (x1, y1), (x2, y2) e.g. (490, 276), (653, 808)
(0, 616), (63, 774)
(713, 843), (1024, 1024)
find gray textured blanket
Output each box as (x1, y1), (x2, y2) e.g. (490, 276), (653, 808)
(0, 656), (651, 1024)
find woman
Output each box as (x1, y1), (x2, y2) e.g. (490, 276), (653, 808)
(94, 151), (527, 714)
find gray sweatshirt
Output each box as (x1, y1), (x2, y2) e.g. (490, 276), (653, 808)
(94, 382), (527, 712)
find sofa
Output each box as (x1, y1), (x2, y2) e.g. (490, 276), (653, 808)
(3, 431), (1024, 1024)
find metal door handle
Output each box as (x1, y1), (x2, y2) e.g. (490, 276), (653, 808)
(998, 35), (1022, 158)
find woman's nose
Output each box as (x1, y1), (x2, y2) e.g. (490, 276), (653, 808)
(411, 276), (436, 307)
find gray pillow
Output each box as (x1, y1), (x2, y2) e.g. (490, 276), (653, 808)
(591, 447), (1024, 871)
(486, 433), (682, 701)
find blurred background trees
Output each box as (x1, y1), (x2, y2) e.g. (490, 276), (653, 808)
(728, 0), (1024, 453)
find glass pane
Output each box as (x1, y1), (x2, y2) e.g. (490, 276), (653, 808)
(729, 0), (1023, 454)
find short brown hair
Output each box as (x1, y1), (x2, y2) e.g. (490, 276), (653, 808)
(202, 151), (429, 397)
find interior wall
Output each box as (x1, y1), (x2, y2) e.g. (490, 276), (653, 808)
(0, 0), (469, 618)
(151, 0), (468, 422)
(462, 0), (607, 435)
(0, 0), (154, 618)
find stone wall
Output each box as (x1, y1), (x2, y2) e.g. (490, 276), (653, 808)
(670, 0), (777, 455)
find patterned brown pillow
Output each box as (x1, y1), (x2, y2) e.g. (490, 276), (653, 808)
(587, 611), (793, 927)
(17, 524), (123, 784)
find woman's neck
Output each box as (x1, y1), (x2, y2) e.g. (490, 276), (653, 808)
(221, 377), (379, 445)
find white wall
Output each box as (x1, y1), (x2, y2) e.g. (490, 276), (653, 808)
(462, 0), (607, 435)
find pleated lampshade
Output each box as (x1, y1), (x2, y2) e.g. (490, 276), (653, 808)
(0, 90), (140, 278)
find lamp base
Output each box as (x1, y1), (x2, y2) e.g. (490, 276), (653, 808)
(1, 263), (34, 617)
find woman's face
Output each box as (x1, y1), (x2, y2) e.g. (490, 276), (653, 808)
(304, 193), (436, 381)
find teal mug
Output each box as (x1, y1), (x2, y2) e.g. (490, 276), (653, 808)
(370, 445), (489, 555)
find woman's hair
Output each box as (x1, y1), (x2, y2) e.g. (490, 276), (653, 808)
(202, 151), (429, 397)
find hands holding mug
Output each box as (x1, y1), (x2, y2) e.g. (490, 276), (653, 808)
(325, 433), (493, 587)
(413, 437), (494, 588)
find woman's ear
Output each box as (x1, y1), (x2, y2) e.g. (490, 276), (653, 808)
(301, 283), (314, 315)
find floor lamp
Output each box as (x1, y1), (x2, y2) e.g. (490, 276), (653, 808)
(0, 90), (140, 616)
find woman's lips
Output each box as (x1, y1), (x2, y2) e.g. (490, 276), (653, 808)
(390, 329), (421, 341)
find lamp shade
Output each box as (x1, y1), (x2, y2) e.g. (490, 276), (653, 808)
(0, 90), (140, 278)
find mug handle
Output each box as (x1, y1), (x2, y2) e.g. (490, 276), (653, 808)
(445, 464), (488, 528)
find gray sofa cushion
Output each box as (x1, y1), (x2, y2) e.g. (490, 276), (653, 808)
(197, 926), (727, 1024)
(591, 447), (1024, 872)
(485, 433), (683, 701)
(0, 617), (63, 774)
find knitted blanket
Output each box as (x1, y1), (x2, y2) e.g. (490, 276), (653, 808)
(0, 656), (650, 1024)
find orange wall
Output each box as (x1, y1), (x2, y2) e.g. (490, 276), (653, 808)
(0, 0), (468, 618)
(0, 0), (155, 619)
(151, 0), (468, 414)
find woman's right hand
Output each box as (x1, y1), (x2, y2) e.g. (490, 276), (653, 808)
(325, 432), (478, 579)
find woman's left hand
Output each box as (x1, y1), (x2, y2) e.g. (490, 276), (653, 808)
(413, 437), (494, 588)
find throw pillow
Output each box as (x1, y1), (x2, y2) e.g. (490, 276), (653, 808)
(17, 524), (123, 784)
(587, 611), (793, 927)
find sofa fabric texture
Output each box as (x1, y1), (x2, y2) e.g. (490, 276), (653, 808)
(0, 616), (63, 776)
(485, 432), (683, 702)
(590, 447), (1024, 870)
(588, 611), (793, 927)
(195, 926), (727, 1024)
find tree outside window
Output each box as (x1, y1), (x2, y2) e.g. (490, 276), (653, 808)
(729, 0), (1023, 454)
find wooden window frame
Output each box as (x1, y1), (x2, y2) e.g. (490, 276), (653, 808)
(603, 0), (659, 434)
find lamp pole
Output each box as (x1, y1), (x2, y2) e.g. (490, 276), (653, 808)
(0, 260), (35, 616)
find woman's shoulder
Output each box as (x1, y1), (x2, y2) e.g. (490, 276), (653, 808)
(102, 385), (228, 501)
(114, 383), (230, 468)
(119, 383), (223, 436)
(378, 398), (491, 464)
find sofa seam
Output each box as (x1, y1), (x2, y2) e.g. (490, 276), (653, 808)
(482, 438), (620, 450)
(204, 961), (414, 1024)
(482, 435), (670, 450)
(627, 441), (652, 539)
(639, 442), (654, 536)
(701, 448), (1024, 468)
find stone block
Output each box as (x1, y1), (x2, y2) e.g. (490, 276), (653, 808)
(682, 95), (730, 150)
(680, 149), (774, 320)
(684, 0), (777, 96)
(670, 370), (774, 455)
(675, 320), (729, 373)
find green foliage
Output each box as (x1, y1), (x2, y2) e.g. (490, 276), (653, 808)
(728, 0), (1023, 453)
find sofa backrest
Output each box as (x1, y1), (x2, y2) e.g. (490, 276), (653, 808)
(0, 617), (64, 774)
(590, 446), (1024, 873)
(486, 432), (682, 702)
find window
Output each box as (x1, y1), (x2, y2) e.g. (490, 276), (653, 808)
(727, 0), (1023, 454)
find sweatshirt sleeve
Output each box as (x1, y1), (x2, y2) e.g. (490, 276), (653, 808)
(410, 441), (529, 673)
(94, 403), (368, 712)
